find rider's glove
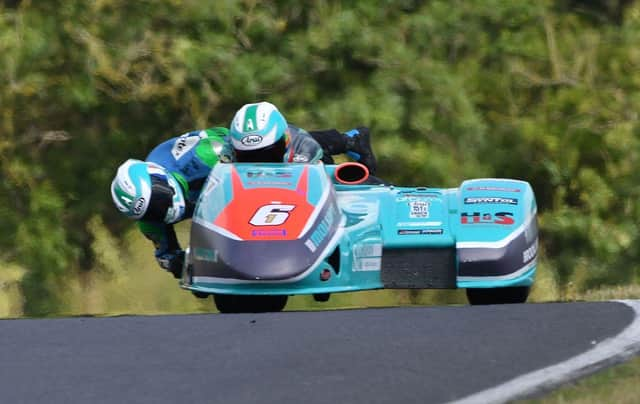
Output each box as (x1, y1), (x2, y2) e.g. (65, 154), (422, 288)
(344, 127), (377, 175)
(156, 250), (185, 279)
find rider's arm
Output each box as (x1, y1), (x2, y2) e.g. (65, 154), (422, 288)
(308, 127), (377, 174)
(138, 220), (184, 277)
(138, 221), (181, 255)
(285, 126), (324, 164)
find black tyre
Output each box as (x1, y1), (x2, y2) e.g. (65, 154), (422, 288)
(313, 293), (331, 302)
(466, 286), (530, 305)
(213, 294), (288, 313)
(191, 291), (210, 299)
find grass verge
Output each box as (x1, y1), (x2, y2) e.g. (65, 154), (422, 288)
(516, 285), (640, 404)
(518, 354), (640, 404)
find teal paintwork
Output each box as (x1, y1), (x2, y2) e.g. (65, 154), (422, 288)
(183, 163), (538, 296)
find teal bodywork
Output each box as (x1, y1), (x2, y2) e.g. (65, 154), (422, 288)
(181, 163), (538, 297)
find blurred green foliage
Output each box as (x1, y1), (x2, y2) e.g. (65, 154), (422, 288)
(1, 0), (639, 315)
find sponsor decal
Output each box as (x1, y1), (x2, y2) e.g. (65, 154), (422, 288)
(396, 194), (440, 202)
(522, 240), (538, 263)
(241, 135), (263, 146)
(409, 201), (430, 218)
(398, 229), (420, 235)
(305, 239), (317, 253)
(460, 212), (515, 225)
(353, 244), (382, 257)
(249, 204), (295, 226)
(247, 181), (293, 186)
(464, 197), (518, 205)
(246, 169), (293, 178)
(193, 247), (218, 262)
(306, 204), (337, 250)
(397, 221), (442, 227)
(133, 197), (146, 215)
(292, 154), (309, 162)
(353, 243), (382, 272)
(466, 186), (521, 193)
(171, 135), (199, 160)
(251, 229), (287, 237)
(353, 257), (381, 271)
(397, 229), (444, 235)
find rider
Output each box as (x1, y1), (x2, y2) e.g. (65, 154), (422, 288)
(230, 101), (322, 164)
(110, 102), (377, 277)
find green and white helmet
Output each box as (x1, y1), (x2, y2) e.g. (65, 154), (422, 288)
(110, 159), (185, 223)
(229, 101), (289, 162)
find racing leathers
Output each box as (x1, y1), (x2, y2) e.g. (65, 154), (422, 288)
(140, 127), (229, 277)
(140, 125), (358, 277)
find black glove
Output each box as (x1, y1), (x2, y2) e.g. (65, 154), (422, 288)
(344, 127), (377, 175)
(156, 250), (185, 279)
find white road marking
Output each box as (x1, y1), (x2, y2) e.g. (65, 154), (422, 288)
(450, 300), (640, 404)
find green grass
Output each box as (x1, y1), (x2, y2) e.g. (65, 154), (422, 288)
(518, 354), (640, 404)
(514, 285), (640, 404)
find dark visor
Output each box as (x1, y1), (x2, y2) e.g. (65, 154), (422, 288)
(141, 175), (174, 222)
(235, 137), (287, 163)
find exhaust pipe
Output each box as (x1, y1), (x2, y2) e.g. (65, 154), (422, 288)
(334, 162), (370, 185)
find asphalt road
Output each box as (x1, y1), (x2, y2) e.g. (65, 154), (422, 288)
(0, 302), (635, 404)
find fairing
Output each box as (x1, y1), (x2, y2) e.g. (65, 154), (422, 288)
(182, 164), (538, 295)
(190, 164), (341, 281)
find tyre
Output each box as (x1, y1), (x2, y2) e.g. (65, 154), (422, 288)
(466, 286), (530, 305)
(191, 291), (210, 299)
(213, 294), (288, 313)
(313, 293), (331, 302)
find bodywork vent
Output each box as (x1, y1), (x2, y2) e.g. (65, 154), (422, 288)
(381, 248), (456, 289)
(328, 246), (341, 274)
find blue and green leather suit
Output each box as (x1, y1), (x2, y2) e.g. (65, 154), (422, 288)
(140, 125), (325, 260)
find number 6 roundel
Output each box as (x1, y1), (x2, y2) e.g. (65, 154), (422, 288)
(250, 204), (295, 226)
(214, 166), (315, 240)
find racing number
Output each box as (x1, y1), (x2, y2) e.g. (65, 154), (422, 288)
(250, 204), (296, 226)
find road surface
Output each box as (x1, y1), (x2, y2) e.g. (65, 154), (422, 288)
(0, 301), (637, 403)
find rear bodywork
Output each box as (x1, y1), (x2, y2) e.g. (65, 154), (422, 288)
(182, 163), (537, 296)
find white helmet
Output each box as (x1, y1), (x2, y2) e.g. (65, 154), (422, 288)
(110, 159), (185, 223)
(229, 101), (289, 162)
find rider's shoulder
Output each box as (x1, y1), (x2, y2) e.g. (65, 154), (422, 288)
(172, 127), (229, 140)
(286, 124), (311, 138)
(203, 127), (230, 139)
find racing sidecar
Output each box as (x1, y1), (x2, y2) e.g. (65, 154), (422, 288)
(181, 162), (538, 313)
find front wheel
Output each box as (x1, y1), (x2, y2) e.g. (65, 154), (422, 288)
(313, 293), (331, 302)
(191, 291), (210, 299)
(466, 286), (530, 305)
(213, 294), (288, 313)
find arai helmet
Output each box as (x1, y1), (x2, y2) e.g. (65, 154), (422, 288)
(110, 159), (185, 223)
(229, 101), (289, 162)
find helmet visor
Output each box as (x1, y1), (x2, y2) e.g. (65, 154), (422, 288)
(141, 175), (174, 222)
(234, 136), (287, 163)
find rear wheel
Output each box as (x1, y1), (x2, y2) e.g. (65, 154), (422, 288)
(466, 286), (530, 305)
(213, 294), (288, 313)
